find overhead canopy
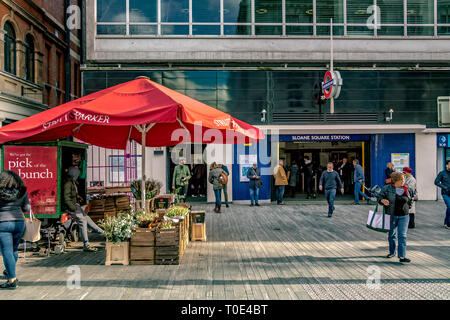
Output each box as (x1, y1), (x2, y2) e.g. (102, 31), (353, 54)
(0, 77), (264, 149)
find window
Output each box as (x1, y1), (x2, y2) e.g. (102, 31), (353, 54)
(408, 0), (434, 35)
(161, 0), (189, 22)
(317, 0), (344, 23)
(25, 34), (35, 82)
(255, 0), (282, 23)
(378, 0), (404, 36)
(347, 0), (374, 35)
(224, 0), (251, 23)
(193, 0), (220, 23)
(286, 0), (313, 23)
(45, 44), (52, 85)
(97, 0), (126, 35)
(129, 0), (157, 22)
(3, 22), (16, 75)
(438, 0), (450, 35)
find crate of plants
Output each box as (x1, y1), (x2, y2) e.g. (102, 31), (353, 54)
(129, 212), (159, 265)
(164, 206), (190, 242)
(155, 221), (181, 265)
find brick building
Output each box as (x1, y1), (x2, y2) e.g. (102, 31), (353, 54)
(0, 0), (82, 125)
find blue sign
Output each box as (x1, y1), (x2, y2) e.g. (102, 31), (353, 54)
(279, 134), (371, 142)
(438, 134), (450, 148)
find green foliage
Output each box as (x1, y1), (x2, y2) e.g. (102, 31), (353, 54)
(160, 221), (174, 229)
(166, 206), (189, 218)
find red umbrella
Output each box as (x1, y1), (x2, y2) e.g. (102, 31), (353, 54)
(0, 77), (264, 204)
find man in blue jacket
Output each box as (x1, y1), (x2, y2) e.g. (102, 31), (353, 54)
(352, 159), (369, 205)
(434, 160), (450, 229)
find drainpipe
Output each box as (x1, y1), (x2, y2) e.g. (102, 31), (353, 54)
(64, 0), (71, 103)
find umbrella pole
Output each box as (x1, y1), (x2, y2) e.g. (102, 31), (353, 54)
(141, 125), (146, 213)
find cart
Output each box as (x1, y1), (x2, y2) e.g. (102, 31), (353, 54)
(1, 140), (88, 254)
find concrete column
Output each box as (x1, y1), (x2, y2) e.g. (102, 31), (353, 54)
(16, 39), (26, 78)
(415, 132), (438, 200)
(146, 147), (168, 194)
(0, 30), (5, 71)
(36, 51), (44, 86)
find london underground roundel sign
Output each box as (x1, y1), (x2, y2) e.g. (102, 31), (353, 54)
(322, 70), (343, 99)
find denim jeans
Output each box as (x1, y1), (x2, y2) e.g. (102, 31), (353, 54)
(354, 181), (368, 204)
(325, 189), (336, 215)
(69, 205), (104, 247)
(213, 189), (221, 206)
(442, 194), (450, 226)
(276, 185), (285, 203)
(0, 221), (25, 279)
(249, 187), (260, 205)
(221, 186), (229, 205)
(388, 215), (410, 258)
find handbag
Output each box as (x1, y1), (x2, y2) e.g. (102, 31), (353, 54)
(257, 180), (263, 188)
(219, 171), (228, 186)
(22, 209), (41, 242)
(366, 203), (391, 233)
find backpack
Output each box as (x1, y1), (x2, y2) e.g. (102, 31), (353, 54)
(219, 170), (228, 186)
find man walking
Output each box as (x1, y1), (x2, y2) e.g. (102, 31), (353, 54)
(319, 162), (344, 217)
(434, 160), (450, 229)
(172, 158), (191, 201)
(303, 156), (316, 199)
(274, 159), (288, 205)
(352, 159), (369, 205)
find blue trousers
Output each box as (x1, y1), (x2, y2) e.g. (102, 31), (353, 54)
(325, 189), (336, 215)
(276, 185), (285, 203)
(0, 221), (25, 279)
(388, 215), (410, 258)
(214, 189), (221, 206)
(354, 181), (368, 203)
(249, 187), (260, 205)
(442, 194), (450, 226)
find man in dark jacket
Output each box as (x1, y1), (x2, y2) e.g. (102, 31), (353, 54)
(319, 162), (344, 217)
(247, 163), (261, 207)
(64, 166), (104, 252)
(434, 160), (450, 229)
(338, 157), (352, 194)
(378, 172), (414, 263)
(303, 156), (315, 199)
(353, 159), (369, 205)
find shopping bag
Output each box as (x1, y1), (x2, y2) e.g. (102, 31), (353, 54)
(22, 209), (41, 242)
(366, 204), (390, 233)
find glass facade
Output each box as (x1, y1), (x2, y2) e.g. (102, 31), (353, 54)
(95, 0), (450, 37)
(83, 70), (450, 128)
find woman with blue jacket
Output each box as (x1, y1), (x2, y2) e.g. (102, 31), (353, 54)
(0, 171), (30, 290)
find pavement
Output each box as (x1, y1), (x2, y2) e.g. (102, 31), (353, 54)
(0, 201), (449, 300)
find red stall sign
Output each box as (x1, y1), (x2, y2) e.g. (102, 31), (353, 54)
(4, 146), (58, 215)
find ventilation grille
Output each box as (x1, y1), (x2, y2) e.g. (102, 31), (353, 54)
(273, 113), (379, 124)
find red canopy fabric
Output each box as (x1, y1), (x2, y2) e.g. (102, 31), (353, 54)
(0, 77), (264, 149)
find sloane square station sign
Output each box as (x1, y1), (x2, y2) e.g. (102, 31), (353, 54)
(279, 134), (371, 142)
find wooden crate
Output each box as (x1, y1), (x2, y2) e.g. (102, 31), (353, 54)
(105, 241), (129, 266)
(130, 227), (156, 265)
(155, 246), (180, 265)
(156, 227), (180, 247)
(191, 223), (206, 242)
(131, 227), (156, 246)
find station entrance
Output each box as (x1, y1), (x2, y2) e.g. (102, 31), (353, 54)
(277, 136), (371, 202)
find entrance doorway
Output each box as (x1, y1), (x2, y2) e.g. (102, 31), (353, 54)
(279, 140), (370, 201)
(168, 144), (208, 203)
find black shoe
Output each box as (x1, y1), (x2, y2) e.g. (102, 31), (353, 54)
(250, 204), (254, 207)
(226, 204), (229, 208)
(2, 270), (7, 277)
(327, 213), (332, 218)
(0, 279), (18, 290)
(386, 254), (395, 258)
(255, 204), (260, 207)
(399, 258), (411, 263)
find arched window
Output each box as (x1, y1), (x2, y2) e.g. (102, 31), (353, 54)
(3, 22), (16, 75)
(25, 34), (35, 82)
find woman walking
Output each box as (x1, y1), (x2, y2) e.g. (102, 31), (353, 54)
(378, 171), (414, 263)
(402, 167), (417, 229)
(208, 162), (223, 213)
(0, 171), (30, 289)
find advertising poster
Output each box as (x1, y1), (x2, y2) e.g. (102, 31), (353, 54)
(391, 153), (410, 172)
(239, 154), (257, 182)
(4, 146), (58, 215)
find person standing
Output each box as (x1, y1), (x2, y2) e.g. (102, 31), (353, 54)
(338, 157), (352, 194)
(172, 158), (191, 200)
(303, 156), (316, 199)
(218, 164), (230, 208)
(385, 162), (395, 185)
(434, 160), (450, 229)
(288, 161), (299, 198)
(319, 163), (344, 217)
(64, 166), (104, 252)
(352, 159), (369, 205)
(247, 163), (262, 207)
(208, 162), (223, 213)
(0, 171), (30, 290)
(274, 159), (288, 205)
(403, 167), (417, 229)
(378, 172), (414, 263)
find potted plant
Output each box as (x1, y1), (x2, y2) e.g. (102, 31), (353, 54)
(130, 179), (162, 212)
(99, 212), (135, 265)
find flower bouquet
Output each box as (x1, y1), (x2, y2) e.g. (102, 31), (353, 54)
(99, 212), (136, 243)
(130, 179), (162, 200)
